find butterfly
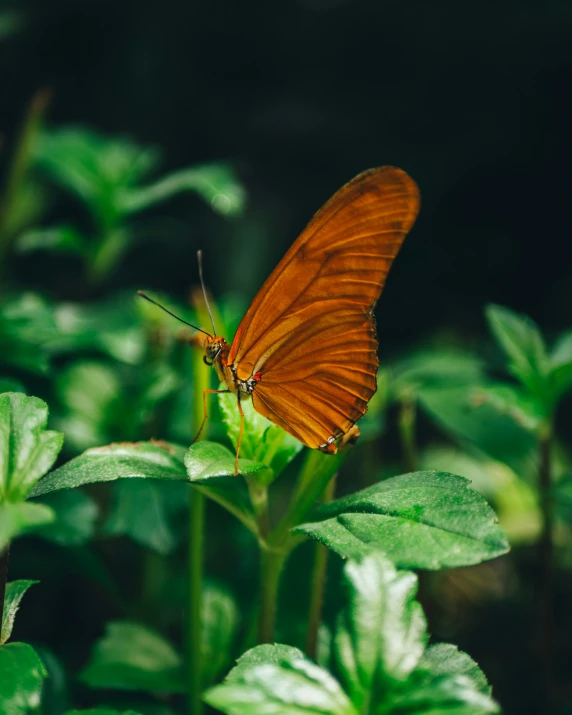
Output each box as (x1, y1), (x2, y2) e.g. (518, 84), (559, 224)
(140, 166), (420, 473)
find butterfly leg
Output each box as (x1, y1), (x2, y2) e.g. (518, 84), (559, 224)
(234, 392), (245, 476)
(192, 388), (231, 445)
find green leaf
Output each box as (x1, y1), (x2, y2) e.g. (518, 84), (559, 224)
(16, 224), (88, 256)
(0, 392), (64, 500)
(33, 128), (159, 224)
(417, 643), (491, 695)
(417, 384), (537, 477)
(219, 391), (302, 477)
(553, 471), (572, 522)
(205, 559), (499, 715)
(202, 582), (239, 687)
(54, 361), (121, 452)
(0, 293), (57, 375)
(103, 479), (188, 554)
(184, 442), (264, 533)
(390, 350), (485, 398)
(334, 555), (426, 710)
(204, 644), (357, 715)
(295, 471), (509, 569)
(485, 304), (549, 399)
(33, 489), (98, 546)
(472, 383), (545, 431)
(80, 621), (184, 693)
(30, 441), (188, 498)
(0, 501), (55, 551)
(1, 580), (38, 644)
(120, 162), (246, 217)
(52, 295), (146, 365)
(65, 709), (142, 715)
(386, 645), (500, 714)
(548, 329), (572, 401)
(0, 642), (48, 714)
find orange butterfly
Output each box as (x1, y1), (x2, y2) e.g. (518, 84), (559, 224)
(140, 166), (420, 473)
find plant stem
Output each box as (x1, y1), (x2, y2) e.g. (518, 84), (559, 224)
(188, 488), (205, 714)
(305, 475), (337, 660)
(0, 545), (10, 623)
(539, 422), (555, 713)
(186, 297), (211, 715)
(258, 548), (286, 644)
(398, 393), (417, 472)
(272, 449), (343, 547)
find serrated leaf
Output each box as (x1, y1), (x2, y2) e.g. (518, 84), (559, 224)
(1, 580), (38, 644)
(295, 471), (509, 569)
(485, 304), (549, 400)
(103, 479), (188, 554)
(218, 391), (302, 477)
(80, 621), (184, 693)
(0, 501), (55, 551)
(0, 392), (63, 500)
(334, 555), (426, 710)
(33, 489), (98, 546)
(0, 642), (47, 714)
(204, 644), (357, 715)
(30, 441), (188, 498)
(385, 664), (499, 715)
(417, 644), (491, 695)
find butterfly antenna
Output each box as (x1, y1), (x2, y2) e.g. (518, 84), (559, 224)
(137, 291), (212, 338)
(197, 249), (217, 336)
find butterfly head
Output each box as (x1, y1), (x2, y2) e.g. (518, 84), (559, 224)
(203, 336), (228, 366)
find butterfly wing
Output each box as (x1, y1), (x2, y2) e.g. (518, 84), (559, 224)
(228, 166), (420, 450)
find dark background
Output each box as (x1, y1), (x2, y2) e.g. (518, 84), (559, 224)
(3, 0), (571, 348)
(3, 2), (572, 714)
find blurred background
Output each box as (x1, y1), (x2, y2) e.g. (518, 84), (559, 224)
(2, 1), (572, 714)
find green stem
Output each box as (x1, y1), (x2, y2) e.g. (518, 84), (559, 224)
(398, 394), (417, 473)
(271, 449), (344, 548)
(87, 225), (129, 286)
(258, 548), (286, 644)
(188, 489), (205, 714)
(305, 475), (337, 660)
(186, 305), (211, 715)
(539, 421), (555, 713)
(0, 545), (9, 623)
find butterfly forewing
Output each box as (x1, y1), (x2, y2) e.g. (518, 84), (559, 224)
(228, 166), (420, 450)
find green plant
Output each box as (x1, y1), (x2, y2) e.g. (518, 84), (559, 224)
(1, 367), (509, 714)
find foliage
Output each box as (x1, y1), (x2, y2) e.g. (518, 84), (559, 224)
(2, 114), (571, 715)
(205, 555), (499, 715)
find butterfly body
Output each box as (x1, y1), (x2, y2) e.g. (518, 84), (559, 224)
(199, 166), (420, 467)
